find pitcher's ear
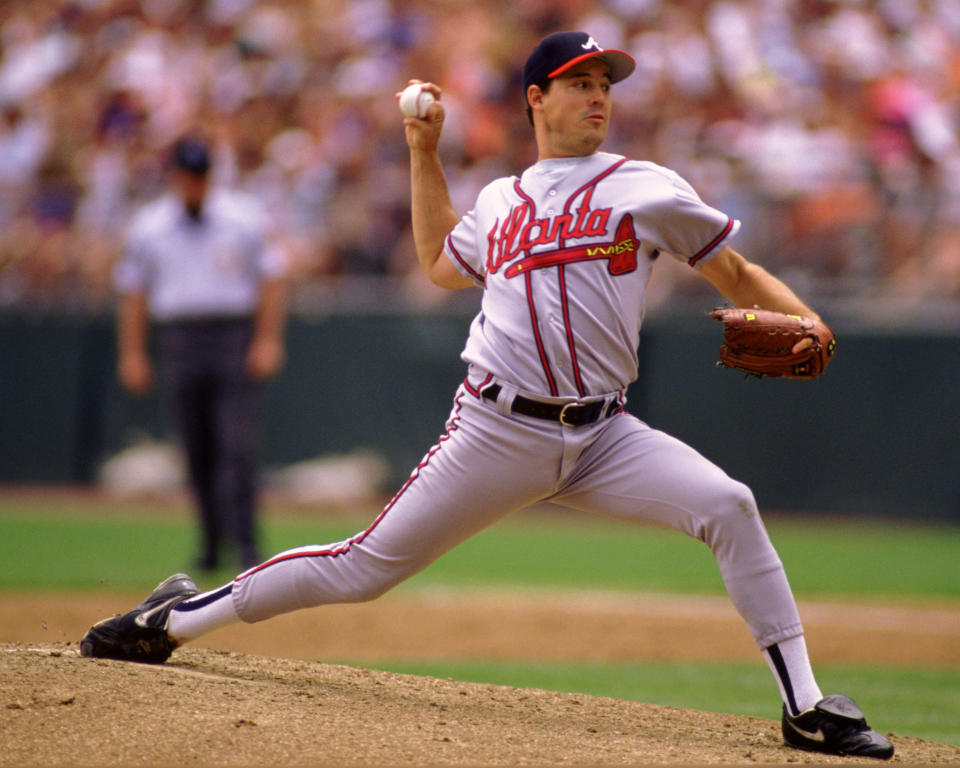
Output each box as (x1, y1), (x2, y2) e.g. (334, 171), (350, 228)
(527, 84), (545, 110)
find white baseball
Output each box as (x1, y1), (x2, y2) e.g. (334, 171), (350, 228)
(398, 83), (435, 118)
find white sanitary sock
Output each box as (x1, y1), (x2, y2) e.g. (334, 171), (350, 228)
(166, 583), (239, 644)
(763, 634), (823, 716)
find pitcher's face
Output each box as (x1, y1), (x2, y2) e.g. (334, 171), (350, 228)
(534, 60), (612, 158)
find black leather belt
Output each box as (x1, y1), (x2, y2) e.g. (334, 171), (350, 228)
(482, 384), (616, 427)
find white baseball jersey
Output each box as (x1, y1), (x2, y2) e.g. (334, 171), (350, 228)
(444, 151), (739, 397)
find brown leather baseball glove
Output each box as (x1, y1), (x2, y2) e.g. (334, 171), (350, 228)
(711, 307), (837, 379)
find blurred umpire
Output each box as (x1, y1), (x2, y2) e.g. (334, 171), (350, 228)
(113, 136), (288, 571)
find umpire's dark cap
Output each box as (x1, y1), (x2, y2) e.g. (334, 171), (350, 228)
(522, 31), (635, 103)
(171, 137), (211, 175)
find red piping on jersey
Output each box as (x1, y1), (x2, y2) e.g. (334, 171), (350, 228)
(513, 180), (559, 395)
(525, 269), (558, 395)
(688, 217), (734, 266)
(556, 157), (629, 396)
(234, 391), (469, 582)
(556, 266), (586, 396)
(462, 372), (493, 398)
(561, 158), (629, 219)
(510, 158), (628, 397)
(446, 233), (485, 285)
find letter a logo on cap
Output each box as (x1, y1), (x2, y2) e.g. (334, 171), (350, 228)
(582, 36), (602, 51)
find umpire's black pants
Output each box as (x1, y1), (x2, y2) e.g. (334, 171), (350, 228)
(158, 318), (261, 570)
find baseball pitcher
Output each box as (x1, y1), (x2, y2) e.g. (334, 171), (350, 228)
(82, 31), (889, 760)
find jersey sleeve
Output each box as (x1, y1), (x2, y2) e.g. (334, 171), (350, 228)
(442, 178), (517, 288)
(636, 165), (740, 268)
(443, 206), (486, 288)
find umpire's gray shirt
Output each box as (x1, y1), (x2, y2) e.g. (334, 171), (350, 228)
(114, 189), (286, 321)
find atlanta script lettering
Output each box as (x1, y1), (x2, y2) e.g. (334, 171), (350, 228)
(486, 205), (640, 279)
(486, 201), (612, 275)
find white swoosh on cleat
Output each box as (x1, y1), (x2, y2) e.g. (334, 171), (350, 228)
(134, 597), (180, 629)
(786, 719), (826, 743)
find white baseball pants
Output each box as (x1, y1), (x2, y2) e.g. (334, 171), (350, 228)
(232, 380), (803, 649)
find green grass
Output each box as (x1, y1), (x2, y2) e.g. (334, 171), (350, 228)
(2, 497), (959, 600)
(0, 512), (356, 590)
(0, 499), (960, 599)
(2, 493), (958, 746)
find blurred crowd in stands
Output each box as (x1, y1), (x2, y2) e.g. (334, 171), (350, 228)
(0, 0), (958, 312)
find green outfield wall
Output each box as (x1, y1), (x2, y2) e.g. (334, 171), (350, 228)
(1, 309), (956, 520)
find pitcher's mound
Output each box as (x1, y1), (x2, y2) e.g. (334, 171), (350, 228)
(3, 643), (956, 766)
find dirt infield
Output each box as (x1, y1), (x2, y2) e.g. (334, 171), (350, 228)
(3, 590), (960, 766)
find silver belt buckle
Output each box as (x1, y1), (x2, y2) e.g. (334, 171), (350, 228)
(559, 401), (582, 426)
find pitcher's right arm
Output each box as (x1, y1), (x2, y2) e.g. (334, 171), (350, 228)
(400, 81), (474, 290)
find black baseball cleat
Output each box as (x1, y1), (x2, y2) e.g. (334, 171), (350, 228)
(782, 693), (894, 759)
(80, 573), (198, 664)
